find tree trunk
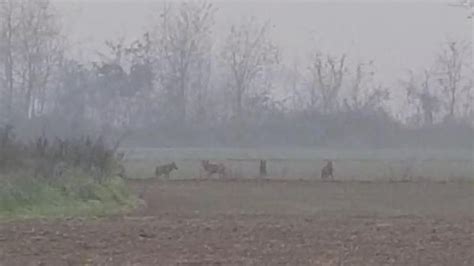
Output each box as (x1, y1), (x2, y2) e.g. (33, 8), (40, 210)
(3, 10), (14, 122)
(178, 78), (186, 124)
(449, 89), (456, 119)
(234, 86), (244, 145)
(259, 160), (267, 178)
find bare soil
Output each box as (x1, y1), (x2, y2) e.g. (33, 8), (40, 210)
(1, 179), (473, 266)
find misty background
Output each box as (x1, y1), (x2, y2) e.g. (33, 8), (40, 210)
(0, 0), (473, 149)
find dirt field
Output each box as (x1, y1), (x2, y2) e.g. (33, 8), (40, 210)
(1, 179), (473, 265)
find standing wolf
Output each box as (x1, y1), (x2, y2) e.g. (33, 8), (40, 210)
(201, 160), (226, 178)
(155, 162), (178, 179)
(321, 160), (334, 180)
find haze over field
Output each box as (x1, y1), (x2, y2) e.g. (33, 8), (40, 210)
(0, 0), (473, 149)
(1, 2), (474, 265)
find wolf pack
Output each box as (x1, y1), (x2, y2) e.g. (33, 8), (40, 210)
(153, 159), (335, 180)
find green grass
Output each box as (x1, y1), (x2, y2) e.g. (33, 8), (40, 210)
(0, 174), (139, 219)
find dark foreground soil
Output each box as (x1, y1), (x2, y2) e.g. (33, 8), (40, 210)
(0, 180), (473, 266)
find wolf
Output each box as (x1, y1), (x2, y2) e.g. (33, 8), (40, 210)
(155, 162), (178, 179)
(201, 160), (226, 178)
(321, 160), (334, 180)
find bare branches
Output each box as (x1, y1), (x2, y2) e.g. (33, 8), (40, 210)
(402, 70), (441, 126)
(307, 52), (347, 113)
(434, 41), (470, 121)
(0, 0), (63, 120)
(345, 61), (389, 113)
(402, 40), (471, 126)
(0, 0), (21, 122)
(222, 17), (279, 120)
(153, 0), (215, 123)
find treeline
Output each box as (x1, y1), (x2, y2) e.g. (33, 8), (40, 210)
(0, 0), (472, 148)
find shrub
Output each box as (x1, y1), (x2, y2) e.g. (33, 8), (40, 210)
(0, 125), (134, 217)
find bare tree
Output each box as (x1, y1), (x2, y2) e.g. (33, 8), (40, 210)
(434, 41), (469, 121)
(15, 0), (63, 119)
(189, 50), (212, 123)
(307, 52), (346, 114)
(52, 59), (91, 136)
(0, 0), (62, 122)
(153, 0), (215, 124)
(287, 59), (305, 111)
(87, 33), (156, 133)
(125, 33), (156, 128)
(221, 17), (279, 123)
(91, 37), (129, 131)
(403, 70), (441, 126)
(0, 0), (21, 122)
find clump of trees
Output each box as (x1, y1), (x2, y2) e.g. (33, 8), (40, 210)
(0, 0), (472, 148)
(402, 41), (471, 127)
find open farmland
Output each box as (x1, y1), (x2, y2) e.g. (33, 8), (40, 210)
(1, 148), (473, 265)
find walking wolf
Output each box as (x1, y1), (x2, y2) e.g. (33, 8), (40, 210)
(201, 160), (226, 178)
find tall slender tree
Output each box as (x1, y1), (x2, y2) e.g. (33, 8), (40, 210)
(153, 0), (215, 124)
(221, 17), (279, 123)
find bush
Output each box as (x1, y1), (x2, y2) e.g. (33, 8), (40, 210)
(0, 125), (134, 217)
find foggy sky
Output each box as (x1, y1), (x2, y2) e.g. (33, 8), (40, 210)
(53, 0), (471, 113)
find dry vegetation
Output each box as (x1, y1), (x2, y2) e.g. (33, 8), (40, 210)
(0, 125), (135, 217)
